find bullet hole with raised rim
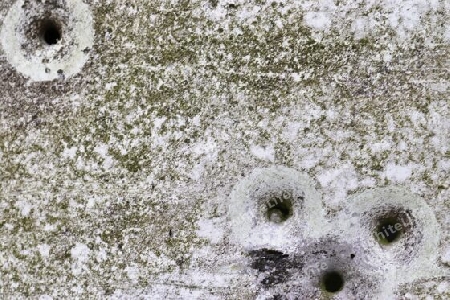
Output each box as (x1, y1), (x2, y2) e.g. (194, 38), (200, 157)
(366, 207), (416, 249)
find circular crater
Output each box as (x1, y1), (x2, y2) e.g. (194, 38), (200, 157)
(228, 166), (323, 249)
(249, 177), (307, 228)
(0, 0), (94, 81)
(366, 206), (418, 250)
(250, 183), (305, 230)
(342, 187), (441, 276)
(335, 186), (444, 298)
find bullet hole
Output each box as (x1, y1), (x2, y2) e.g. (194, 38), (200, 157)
(40, 19), (62, 45)
(350, 253), (355, 259)
(372, 207), (415, 245)
(266, 197), (293, 223)
(375, 217), (402, 244)
(321, 271), (344, 293)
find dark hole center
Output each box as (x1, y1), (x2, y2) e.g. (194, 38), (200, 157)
(266, 197), (293, 223)
(41, 20), (61, 45)
(322, 271), (344, 293)
(375, 217), (402, 244)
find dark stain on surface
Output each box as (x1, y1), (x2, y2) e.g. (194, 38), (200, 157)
(249, 248), (299, 287)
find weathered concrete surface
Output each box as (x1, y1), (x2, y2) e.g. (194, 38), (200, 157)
(0, 0), (449, 299)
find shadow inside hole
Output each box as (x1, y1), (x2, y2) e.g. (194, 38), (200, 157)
(375, 217), (403, 244)
(39, 19), (62, 45)
(266, 197), (293, 223)
(321, 271), (344, 293)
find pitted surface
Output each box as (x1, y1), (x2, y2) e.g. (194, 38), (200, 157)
(0, 0), (449, 298)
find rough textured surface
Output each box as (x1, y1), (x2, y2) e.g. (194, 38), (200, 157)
(0, 0), (449, 299)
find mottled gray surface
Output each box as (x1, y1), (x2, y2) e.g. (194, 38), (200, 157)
(0, 0), (449, 299)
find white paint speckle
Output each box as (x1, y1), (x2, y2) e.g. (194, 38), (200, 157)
(250, 144), (274, 162)
(384, 163), (414, 182)
(437, 281), (448, 293)
(125, 265), (140, 282)
(352, 17), (368, 39)
(37, 244), (50, 258)
(442, 244), (450, 265)
(71, 243), (90, 262)
(304, 12), (332, 32)
(94, 143), (114, 169)
(370, 141), (391, 153)
(62, 146), (77, 159)
(317, 164), (359, 205)
(196, 218), (224, 244)
(16, 200), (33, 217)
